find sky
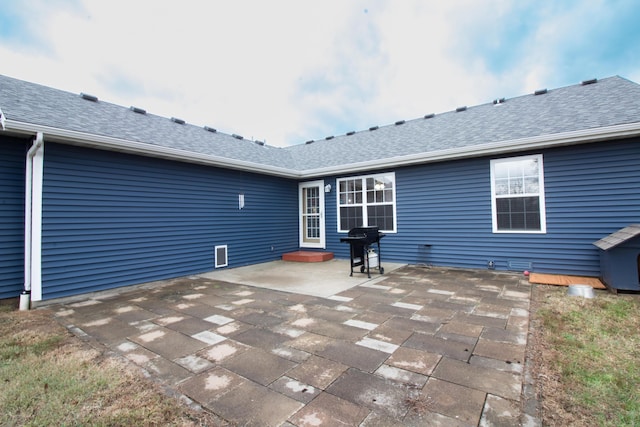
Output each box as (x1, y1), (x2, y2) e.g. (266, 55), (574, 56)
(1, 0), (639, 147)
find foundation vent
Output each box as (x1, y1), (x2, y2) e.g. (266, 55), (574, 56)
(215, 245), (228, 268)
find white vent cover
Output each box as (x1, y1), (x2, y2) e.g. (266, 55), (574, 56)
(215, 245), (228, 268)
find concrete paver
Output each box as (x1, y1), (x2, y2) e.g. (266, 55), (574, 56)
(404, 332), (474, 362)
(49, 265), (536, 426)
(288, 391), (370, 426)
(326, 368), (410, 418)
(318, 340), (389, 373)
(287, 354), (349, 390)
(432, 357), (522, 401)
(220, 347), (296, 386)
(421, 377), (487, 425)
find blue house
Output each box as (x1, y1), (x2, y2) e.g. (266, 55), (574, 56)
(1, 74), (640, 302)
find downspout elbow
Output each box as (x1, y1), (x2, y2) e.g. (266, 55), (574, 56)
(28, 132), (44, 158)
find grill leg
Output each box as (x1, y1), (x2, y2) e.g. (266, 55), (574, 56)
(365, 247), (371, 278)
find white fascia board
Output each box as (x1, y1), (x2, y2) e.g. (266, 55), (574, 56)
(6, 119), (640, 180)
(4, 120), (298, 179)
(300, 121), (640, 178)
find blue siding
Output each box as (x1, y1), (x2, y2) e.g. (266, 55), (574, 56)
(0, 136), (27, 299)
(42, 143), (298, 300)
(323, 138), (640, 276)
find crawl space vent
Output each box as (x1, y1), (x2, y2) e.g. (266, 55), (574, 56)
(508, 260), (532, 271)
(215, 245), (228, 268)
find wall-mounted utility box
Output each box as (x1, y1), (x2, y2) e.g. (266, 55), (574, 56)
(593, 224), (640, 292)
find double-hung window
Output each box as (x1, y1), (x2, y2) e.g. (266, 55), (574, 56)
(337, 172), (396, 233)
(490, 154), (546, 233)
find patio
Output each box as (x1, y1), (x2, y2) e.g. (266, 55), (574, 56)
(49, 262), (535, 426)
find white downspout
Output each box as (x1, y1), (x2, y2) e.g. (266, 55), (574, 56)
(21, 132), (44, 310)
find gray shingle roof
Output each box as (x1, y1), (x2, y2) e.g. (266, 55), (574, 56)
(593, 224), (640, 250)
(287, 76), (640, 171)
(0, 74), (296, 170)
(2, 74), (640, 176)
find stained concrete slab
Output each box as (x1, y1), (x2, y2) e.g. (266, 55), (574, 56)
(198, 259), (405, 298)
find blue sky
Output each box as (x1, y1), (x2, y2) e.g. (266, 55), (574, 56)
(1, 0), (639, 147)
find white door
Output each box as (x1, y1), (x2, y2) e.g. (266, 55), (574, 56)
(299, 180), (325, 249)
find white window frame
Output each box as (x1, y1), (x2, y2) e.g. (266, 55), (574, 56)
(336, 172), (397, 233)
(490, 154), (547, 234)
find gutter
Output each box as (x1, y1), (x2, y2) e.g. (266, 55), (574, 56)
(300, 121), (640, 178)
(5, 118), (640, 181)
(21, 132), (44, 310)
(4, 119), (298, 179)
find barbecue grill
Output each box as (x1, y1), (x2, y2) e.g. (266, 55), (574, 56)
(339, 226), (385, 278)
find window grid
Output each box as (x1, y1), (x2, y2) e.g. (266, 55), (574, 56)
(491, 155), (546, 233)
(337, 173), (396, 233)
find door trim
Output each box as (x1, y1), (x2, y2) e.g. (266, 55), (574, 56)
(298, 180), (325, 249)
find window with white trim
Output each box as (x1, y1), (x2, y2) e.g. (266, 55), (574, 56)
(337, 172), (396, 232)
(490, 154), (546, 233)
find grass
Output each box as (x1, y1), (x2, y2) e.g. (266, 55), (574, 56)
(535, 287), (640, 426)
(0, 303), (221, 426)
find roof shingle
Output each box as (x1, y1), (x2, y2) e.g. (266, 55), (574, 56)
(2, 74), (640, 174)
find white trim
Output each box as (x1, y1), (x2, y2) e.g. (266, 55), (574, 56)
(490, 154), (546, 234)
(298, 180), (326, 248)
(301, 122), (640, 178)
(4, 119), (297, 178)
(5, 119), (640, 179)
(336, 172), (397, 233)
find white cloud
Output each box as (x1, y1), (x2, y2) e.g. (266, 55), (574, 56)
(1, 0), (639, 146)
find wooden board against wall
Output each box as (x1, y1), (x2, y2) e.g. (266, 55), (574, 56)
(529, 273), (606, 289)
